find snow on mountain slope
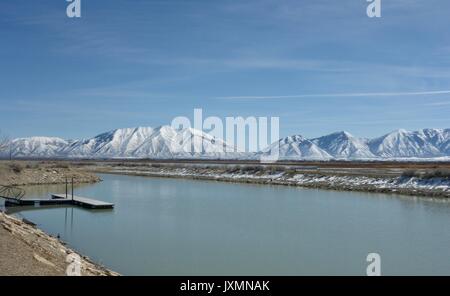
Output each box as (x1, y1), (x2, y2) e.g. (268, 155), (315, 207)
(131, 126), (233, 158)
(63, 127), (154, 157)
(311, 131), (375, 159)
(368, 129), (444, 158)
(5, 127), (450, 160)
(441, 138), (450, 155)
(421, 128), (450, 154)
(8, 137), (68, 158)
(260, 135), (332, 160)
(62, 126), (234, 159)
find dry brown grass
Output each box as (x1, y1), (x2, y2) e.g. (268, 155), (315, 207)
(402, 169), (450, 179)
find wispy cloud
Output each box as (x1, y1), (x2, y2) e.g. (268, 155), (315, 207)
(424, 101), (450, 106)
(217, 90), (450, 100)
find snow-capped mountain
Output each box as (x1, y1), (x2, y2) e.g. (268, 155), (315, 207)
(260, 135), (332, 160)
(130, 126), (232, 158)
(7, 137), (68, 158)
(63, 127), (155, 158)
(63, 126), (233, 158)
(421, 128), (450, 155)
(311, 131), (375, 159)
(4, 127), (450, 160)
(261, 128), (450, 160)
(368, 129), (444, 158)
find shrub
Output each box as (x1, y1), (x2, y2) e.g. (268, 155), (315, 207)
(401, 170), (418, 178)
(52, 162), (69, 169)
(422, 169), (450, 179)
(266, 166), (285, 174)
(239, 166), (262, 174)
(240, 166), (254, 172)
(284, 169), (298, 177)
(402, 169), (450, 179)
(226, 166), (241, 174)
(25, 163), (39, 169)
(9, 163), (23, 173)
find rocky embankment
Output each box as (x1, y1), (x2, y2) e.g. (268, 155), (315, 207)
(93, 164), (450, 198)
(0, 212), (118, 276)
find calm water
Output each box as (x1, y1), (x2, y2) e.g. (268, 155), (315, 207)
(5, 173), (450, 275)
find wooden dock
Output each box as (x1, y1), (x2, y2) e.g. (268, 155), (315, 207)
(51, 194), (114, 209)
(3, 194), (114, 209)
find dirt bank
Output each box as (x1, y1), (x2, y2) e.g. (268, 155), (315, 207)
(0, 161), (100, 186)
(0, 211), (119, 276)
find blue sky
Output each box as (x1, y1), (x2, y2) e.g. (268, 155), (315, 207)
(1, 0), (450, 140)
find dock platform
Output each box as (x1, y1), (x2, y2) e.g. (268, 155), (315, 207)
(51, 194), (114, 209)
(3, 194), (114, 209)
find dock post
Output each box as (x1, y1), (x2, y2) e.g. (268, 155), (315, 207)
(65, 178), (68, 199)
(71, 177), (74, 201)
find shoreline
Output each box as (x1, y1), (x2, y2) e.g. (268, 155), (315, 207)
(0, 161), (117, 276)
(0, 211), (119, 276)
(89, 164), (450, 199)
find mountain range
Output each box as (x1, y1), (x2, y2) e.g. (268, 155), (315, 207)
(3, 127), (450, 160)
